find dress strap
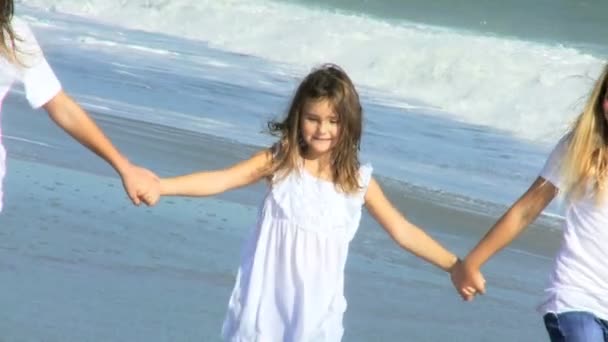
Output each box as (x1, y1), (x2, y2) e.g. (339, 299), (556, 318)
(358, 163), (373, 200)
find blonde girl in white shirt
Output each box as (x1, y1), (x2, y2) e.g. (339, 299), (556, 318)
(452, 63), (608, 342)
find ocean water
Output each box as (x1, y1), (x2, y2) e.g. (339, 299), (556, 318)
(1, 0), (605, 340)
(283, 0), (608, 53)
(16, 0), (608, 214)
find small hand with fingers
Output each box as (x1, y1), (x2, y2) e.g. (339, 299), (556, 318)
(119, 163), (161, 206)
(449, 259), (486, 301)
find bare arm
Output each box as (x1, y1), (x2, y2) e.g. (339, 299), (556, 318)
(451, 176), (558, 300)
(43, 90), (159, 205)
(160, 149), (273, 197)
(44, 91), (130, 172)
(365, 177), (458, 272)
(465, 176), (558, 268)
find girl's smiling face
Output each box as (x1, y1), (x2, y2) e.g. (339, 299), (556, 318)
(300, 98), (340, 157)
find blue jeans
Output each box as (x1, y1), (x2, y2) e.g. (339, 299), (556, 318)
(544, 311), (608, 342)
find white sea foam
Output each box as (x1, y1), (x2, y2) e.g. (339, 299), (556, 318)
(18, 0), (606, 142)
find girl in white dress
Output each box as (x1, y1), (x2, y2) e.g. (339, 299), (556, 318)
(159, 64), (464, 341)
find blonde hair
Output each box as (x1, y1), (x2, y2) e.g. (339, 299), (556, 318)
(267, 64), (363, 193)
(0, 0), (19, 63)
(561, 63), (608, 202)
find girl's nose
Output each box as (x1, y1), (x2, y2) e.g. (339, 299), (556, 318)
(318, 121), (329, 134)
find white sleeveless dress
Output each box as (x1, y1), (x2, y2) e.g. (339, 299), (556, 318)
(221, 164), (373, 342)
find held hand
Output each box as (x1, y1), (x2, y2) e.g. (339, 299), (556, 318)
(119, 163), (160, 206)
(450, 259), (486, 301)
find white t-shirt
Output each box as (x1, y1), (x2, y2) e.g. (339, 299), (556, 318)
(0, 17), (62, 212)
(537, 136), (608, 320)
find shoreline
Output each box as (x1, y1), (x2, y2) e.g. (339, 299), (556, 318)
(0, 102), (558, 341)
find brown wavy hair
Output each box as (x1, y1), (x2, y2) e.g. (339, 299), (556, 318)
(0, 0), (19, 63)
(267, 64), (363, 193)
(561, 63), (608, 202)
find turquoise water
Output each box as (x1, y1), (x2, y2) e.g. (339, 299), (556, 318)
(280, 0), (608, 53)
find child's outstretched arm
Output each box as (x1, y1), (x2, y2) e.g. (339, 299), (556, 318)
(160, 149), (273, 197)
(43, 91), (160, 206)
(452, 176), (557, 300)
(364, 177), (459, 273)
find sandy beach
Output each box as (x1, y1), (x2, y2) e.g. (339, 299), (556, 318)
(0, 103), (560, 341)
